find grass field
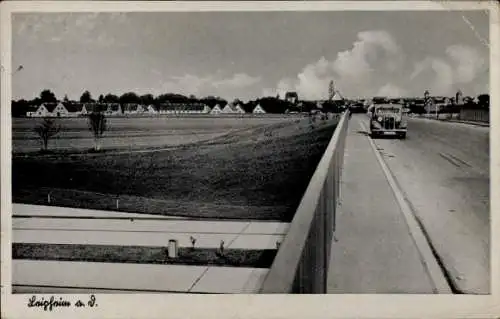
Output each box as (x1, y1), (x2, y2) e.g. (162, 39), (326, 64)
(13, 116), (338, 221)
(12, 115), (306, 153)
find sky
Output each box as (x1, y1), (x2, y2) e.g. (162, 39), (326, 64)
(12, 10), (490, 102)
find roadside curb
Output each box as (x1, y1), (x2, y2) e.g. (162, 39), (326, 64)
(359, 121), (453, 294)
(443, 120), (489, 127)
(412, 117), (489, 127)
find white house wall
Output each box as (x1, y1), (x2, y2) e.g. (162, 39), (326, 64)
(234, 106), (246, 113)
(253, 105), (266, 113)
(210, 106), (222, 114)
(221, 105), (234, 113)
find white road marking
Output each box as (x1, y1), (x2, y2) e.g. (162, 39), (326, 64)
(359, 120), (452, 294)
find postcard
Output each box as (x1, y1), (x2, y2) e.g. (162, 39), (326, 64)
(1, 1), (498, 318)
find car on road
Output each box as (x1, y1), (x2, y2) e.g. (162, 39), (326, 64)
(367, 103), (408, 139)
(348, 102), (366, 114)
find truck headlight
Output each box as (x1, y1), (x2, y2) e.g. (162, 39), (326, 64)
(377, 116), (383, 122)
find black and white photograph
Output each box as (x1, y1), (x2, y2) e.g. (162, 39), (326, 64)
(1, 1), (498, 318)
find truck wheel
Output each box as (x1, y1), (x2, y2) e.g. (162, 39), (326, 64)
(399, 133), (406, 139)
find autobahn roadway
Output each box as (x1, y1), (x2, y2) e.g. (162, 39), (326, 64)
(353, 114), (490, 294)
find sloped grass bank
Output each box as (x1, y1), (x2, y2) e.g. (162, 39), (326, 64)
(13, 120), (338, 222)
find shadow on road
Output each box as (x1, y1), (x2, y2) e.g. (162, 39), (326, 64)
(355, 130), (369, 136)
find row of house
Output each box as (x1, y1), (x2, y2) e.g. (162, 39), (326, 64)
(26, 102), (268, 117)
(26, 103), (122, 117)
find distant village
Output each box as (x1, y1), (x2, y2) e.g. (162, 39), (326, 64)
(11, 88), (489, 118)
(11, 90), (340, 118)
(348, 90), (490, 114)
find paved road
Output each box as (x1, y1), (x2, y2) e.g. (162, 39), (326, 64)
(353, 114), (489, 294)
(327, 119), (438, 294)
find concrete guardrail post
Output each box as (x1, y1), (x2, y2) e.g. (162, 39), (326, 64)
(168, 239), (178, 258)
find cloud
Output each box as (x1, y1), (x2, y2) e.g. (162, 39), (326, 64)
(162, 72), (260, 96)
(376, 83), (408, 97)
(446, 44), (486, 83)
(409, 45), (486, 95)
(333, 30), (401, 80)
(212, 73), (261, 88)
(261, 88), (276, 97)
(13, 13), (128, 46)
(409, 57), (454, 95)
(163, 74), (212, 95)
(265, 30), (404, 99)
(267, 29), (486, 99)
(262, 59), (333, 100)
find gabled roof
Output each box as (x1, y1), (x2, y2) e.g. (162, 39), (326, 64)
(84, 103), (108, 113)
(64, 103), (85, 113)
(123, 104), (142, 111)
(233, 104), (245, 112)
(41, 103), (58, 113)
(211, 104), (222, 112)
(222, 103), (240, 112)
(107, 103), (121, 111)
(157, 102), (207, 111)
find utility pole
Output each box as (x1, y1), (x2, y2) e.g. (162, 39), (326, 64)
(435, 98), (438, 119)
(328, 80), (335, 101)
(424, 90), (430, 117)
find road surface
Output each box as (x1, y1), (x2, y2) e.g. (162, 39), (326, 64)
(353, 114), (489, 294)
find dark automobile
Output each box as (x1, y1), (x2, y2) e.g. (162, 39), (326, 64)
(367, 103), (408, 139)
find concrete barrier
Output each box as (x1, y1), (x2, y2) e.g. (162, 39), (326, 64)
(259, 111), (350, 293)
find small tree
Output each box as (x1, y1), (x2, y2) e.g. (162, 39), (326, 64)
(190, 236), (197, 250)
(88, 112), (107, 151)
(80, 90), (93, 103)
(34, 118), (61, 152)
(477, 94), (489, 109)
(309, 111), (316, 130)
(39, 89), (57, 104)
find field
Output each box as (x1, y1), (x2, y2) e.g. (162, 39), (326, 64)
(13, 115), (339, 222)
(12, 115), (307, 153)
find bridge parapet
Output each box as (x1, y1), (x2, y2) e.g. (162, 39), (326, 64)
(259, 111), (349, 293)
